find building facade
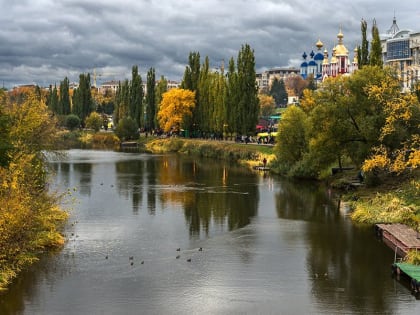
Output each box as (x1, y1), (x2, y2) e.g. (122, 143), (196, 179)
(381, 16), (420, 92)
(256, 67), (300, 92)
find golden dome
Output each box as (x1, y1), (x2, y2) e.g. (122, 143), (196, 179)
(334, 44), (349, 56)
(316, 39), (323, 50)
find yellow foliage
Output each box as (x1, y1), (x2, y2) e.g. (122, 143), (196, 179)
(0, 91), (68, 290)
(157, 88), (196, 132)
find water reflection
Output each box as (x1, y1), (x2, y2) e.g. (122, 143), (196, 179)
(275, 179), (400, 314)
(1, 150), (419, 315)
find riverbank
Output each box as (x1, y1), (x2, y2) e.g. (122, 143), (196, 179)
(143, 137), (419, 231)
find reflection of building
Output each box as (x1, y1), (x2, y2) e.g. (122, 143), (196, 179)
(381, 16), (420, 92)
(256, 67), (300, 92)
(300, 29), (358, 82)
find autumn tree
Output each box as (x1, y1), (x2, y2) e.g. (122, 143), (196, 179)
(85, 111), (103, 132)
(285, 75), (308, 99)
(157, 88), (196, 133)
(259, 94), (276, 117)
(0, 91), (67, 289)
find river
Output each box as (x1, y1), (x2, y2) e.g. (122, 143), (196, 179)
(0, 149), (419, 314)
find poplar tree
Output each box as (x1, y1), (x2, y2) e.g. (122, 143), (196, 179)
(145, 67), (156, 130)
(130, 65), (143, 127)
(181, 52), (200, 131)
(369, 19), (383, 67)
(358, 19), (369, 69)
(72, 73), (93, 126)
(59, 77), (71, 115)
(225, 57), (239, 134)
(155, 76), (168, 129)
(236, 44), (259, 135)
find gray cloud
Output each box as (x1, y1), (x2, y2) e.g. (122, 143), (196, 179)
(0, 0), (419, 88)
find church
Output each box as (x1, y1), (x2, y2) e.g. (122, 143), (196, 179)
(300, 29), (358, 81)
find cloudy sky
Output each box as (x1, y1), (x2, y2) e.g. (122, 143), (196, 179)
(1, 0), (419, 89)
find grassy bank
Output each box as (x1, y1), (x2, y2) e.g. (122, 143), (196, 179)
(145, 137), (275, 169)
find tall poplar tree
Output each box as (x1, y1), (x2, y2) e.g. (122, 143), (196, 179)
(72, 73), (93, 126)
(369, 19), (383, 67)
(155, 76), (168, 129)
(145, 67), (156, 130)
(236, 44), (259, 135)
(358, 19), (369, 69)
(130, 65), (143, 127)
(181, 52), (201, 131)
(225, 57), (239, 134)
(59, 77), (71, 115)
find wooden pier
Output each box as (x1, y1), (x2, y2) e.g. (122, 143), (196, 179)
(376, 223), (420, 257)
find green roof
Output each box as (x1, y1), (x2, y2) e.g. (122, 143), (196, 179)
(396, 262), (420, 281)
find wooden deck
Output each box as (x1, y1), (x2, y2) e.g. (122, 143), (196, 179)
(376, 223), (420, 257)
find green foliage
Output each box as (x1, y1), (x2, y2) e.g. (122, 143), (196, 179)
(65, 114), (81, 131)
(269, 77), (288, 106)
(115, 116), (139, 141)
(145, 67), (156, 130)
(274, 106), (309, 175)
(369, 19), (383, 67)
(273, 66), (420, 180)
(59, 77), (71, 115)
(85, 112), (103, 132)
(72, 73), (93, 126)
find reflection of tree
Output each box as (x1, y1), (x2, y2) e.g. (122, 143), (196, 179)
(146, 159), (157, 215)
(115, 159), (144, 213)
(72, 163), (92, 196)
(276, 180), (397, 313)
(157, 155), (259, 237)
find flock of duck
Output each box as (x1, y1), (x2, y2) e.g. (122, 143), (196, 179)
(104, 247), (203, 266)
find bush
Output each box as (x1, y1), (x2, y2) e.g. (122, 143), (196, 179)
(114, 116), (139, 141)
(85, 112), (103, 132)
(65, 114), (81, 131)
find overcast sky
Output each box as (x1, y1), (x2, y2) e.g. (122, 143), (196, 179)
(1, 0), (419, 89)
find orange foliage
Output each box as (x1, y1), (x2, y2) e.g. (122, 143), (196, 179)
(157, 88), (196, 132)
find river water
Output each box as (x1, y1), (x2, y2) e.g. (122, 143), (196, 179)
(0, 149), (419, 314)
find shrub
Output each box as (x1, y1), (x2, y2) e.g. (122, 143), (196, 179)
(65, 114), (81, 131)
(114, 116), (138, 141)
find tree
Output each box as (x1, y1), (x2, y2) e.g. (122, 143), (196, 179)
(130, 65), (143, 127)
(236, 44), (259, 134)
(285, 75), (308, 99)
(85, 112), (103, 132)
(155, 76), (168, 129)
(369, 19), (383, 67)
(157, 88), (196, 133)
(225, 57), (239, 134)
(259, 94), (276, 117)
(114, 116), (138, 141)
(72, 73), (93, 126)
(269, 77), (288, 106)
(358, 19), (369, 69)
(59, 77), (71, 115)
(0, 98), (13, 167)
(145, 67), (156, 130)
(47, 84), (59, 114)
(274, 105), (309, 175)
